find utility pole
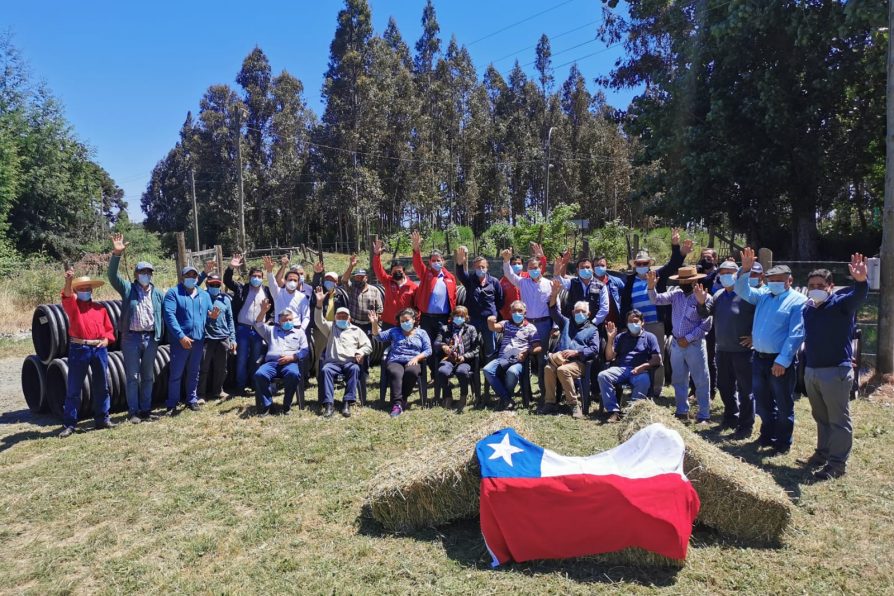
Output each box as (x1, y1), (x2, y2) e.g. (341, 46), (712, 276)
(544, 126), (556, 218)
(189, 168), (200, 251)
(235, 106), (247, 251)
(878, 4), (894, 377)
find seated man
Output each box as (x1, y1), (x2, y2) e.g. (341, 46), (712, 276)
(484, 300), (541, 410)
(539, 278), (601, 419)
(434, 305), (480, 412)
(252, 300), (309, 416)
(597, 310), (662, 423)
(314, 288), (373, 418)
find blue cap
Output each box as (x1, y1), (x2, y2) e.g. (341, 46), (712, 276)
(134, 261), (154, 272)
(750, 262), (764, 274)
(181, 265), (199, 276)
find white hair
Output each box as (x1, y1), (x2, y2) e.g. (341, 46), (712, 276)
(510, 300), (527, 312)
(573, 301), (590, 315)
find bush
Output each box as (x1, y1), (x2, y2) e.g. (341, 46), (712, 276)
(587, 219), (632, 267)
(479, 203), (580, 259)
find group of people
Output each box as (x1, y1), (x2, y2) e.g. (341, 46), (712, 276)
(56, 231), (867, 481)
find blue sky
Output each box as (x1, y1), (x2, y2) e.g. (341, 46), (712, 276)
(3, 0), (638, 222)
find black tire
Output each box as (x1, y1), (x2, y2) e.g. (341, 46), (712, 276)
(21, 355), (48, 414)
(31, 306), (56, 364)
(456, 285), (467, 307)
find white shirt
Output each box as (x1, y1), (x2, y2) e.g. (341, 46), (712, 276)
(268, 273), (310, 331)
(237, 284), (266, 326)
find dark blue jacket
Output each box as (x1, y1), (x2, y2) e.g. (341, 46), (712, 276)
(456, 263), (504, 324)
(548, 303), (600, 361)
(803, 281), (868, 368)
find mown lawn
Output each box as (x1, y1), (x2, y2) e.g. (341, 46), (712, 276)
(1, 376), (893, 594)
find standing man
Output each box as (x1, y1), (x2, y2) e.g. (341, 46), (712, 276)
(341, 254), (384, 335)
(58, 269), (116, 437)
(163, 266), (214, 415)
(225, 254), (274, 395)
(371, 238), (417, 328)
(411, 231), (458, 373)
(647, 267), (713, 423)
(108, 233), (164, 424)
(597, 312), (662, 423)
(498, 246), (547, 321)
(553, 254), (610, 326)
(311, 266), (349, 377)
(455, 246), (503, 360)
(500, 247), (553, 361)
(265, 255), (310, 332)
(800, 254), (868, 480)
(619, 229), (692, 396)
(198, 274), (236, 403)
(592, 254), (624, 326)
(273, 255), (314, 303)
(694, 260), (756, 437)
(735, 247), (807, 455)
(697, 247), (720, 399)
(253, 300), (309, 416)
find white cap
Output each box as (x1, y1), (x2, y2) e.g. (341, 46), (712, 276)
(335, 307), (350, 316)
(324, 271), (339, 281)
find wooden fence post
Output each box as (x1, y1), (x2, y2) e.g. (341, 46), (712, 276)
(369, 234), (379, 284)
(758, 247), (773, 271)
(175, 232), (187, 284)
(214, 245), (223, 276)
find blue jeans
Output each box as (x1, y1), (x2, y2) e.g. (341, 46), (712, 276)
(64, 343), (110, 428)
(254, 360), (302, 411)
(670, 338), (710, 420)
(483, 358), (523, 401)
(597, 366), (651, 413)
(472, 320), (497, 360)
(236, 324), (266, 389)
(167, 339), (204, 409)
(122, 331), (158, 416)
(752, 354), (797, 447)
(320, 361), (362, 404)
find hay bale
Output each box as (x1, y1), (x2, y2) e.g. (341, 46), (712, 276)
(365, 413), (527, 532)
(618, 401), (794, 543)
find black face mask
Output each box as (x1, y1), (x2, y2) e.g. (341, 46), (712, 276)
(681, 284), (695, 295)
(698, 259), (714, 271)
(392, 271), (404, 281)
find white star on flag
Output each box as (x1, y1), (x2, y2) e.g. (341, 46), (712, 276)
(487, 433), (524, 466)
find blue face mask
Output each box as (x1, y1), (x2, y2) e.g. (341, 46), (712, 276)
(578, 268), (593, 280)
(249, 277), (262, 288)
(475, 268), (487, 278)
(628, 322), (642, 335)
(431, 262), (442, 271)
(208, 287), (220, 297)
(183, 278), (197, 290)
(76, 290), (92, 302)
(636, 266), (650, 276)
(281, 321), (294, 332)
(573, 312), (587, 324)
(335, 319), (349, 330)
(453, 316), (465, 326)
(719, 274), (737, 288)
(511, 264), (523, 274)
(748, 277), (760, 287)
(400, 320), (414, 332)
(511, 312), (525, 324)
(767, 281), (787, 296)
(137, 273), (152, 286)
(528, 269), (541, 279)
(594, 266), (607, 277)
(323, 280), (336, 291)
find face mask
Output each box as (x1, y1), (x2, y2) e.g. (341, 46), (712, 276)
(578, 268), (593, 280)
(475, 268), (487, 278)
(719, 274), (737, 288)
(431, 262), (442, 271)
(249, 277), (262, 288)
(748, 277), (760, 287)
(573, 312), (587, 324)
(453, 316), (465, 326)
(335, 319), (349, 330)
(392, 271), (404, 281)
(323, 280), (336, 291)
(76, 290), (92, 301)
(528, 269), (541, 279)
(594, 266), (607, 277)
(767, 281), (787, 296)
(286, 280), (298, 291)
(699, 259), (714, 270)
(281, 321), (294, 332)
(511, 312), (525, 324)
(297, 274), (304, 283)
(208, 287), (221, 297)
(183, 278), (197, 290)
(681, 284), (694, 295)
(400, 320), (414, 332)
(807, 289), (830, 304)
(635, 266), (650, 276)
(137, 274), (152, 286)
(627, 322), (642, 335)
(511, 264), (523, 274)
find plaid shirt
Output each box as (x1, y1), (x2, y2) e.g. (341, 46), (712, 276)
(347, 283), (383, 324)
(648, 287), (713, 343)
(129, 283), (155, 332)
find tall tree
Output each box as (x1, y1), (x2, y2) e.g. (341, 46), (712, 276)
(535, 34), (553, 95)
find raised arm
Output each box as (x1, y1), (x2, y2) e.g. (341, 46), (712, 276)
(454, 246), (470, 284)
(274, 254), (289, 288)
(313, 287), (332, 337)
(108, 233), (131, 297)
(342, 253), (358, 287)
(501, 248), (522, 287)
(645, 271), (674, 306)
(656, 228), (690, 279)
(487, 314), (504, 334)
(604, 322), (618, 362)
(836, 253), (870, 315)
(252, 299), (273, 343)
(224, 254), (242, 293)
(411, 230), (428, 280)
(733, 247), (762, 305)
(694, 285), (716, 319)
(371, 247), (391, 284)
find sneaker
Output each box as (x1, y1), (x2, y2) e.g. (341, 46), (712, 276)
(496, 399), (515, 412)
(196, 398), (206, 405)
(571, 404), (584, 420)
(217, 391), (230, 402)
(59, 426), (75, 438)
(165, 407), (178, 417)
(536, 403), (559, 415)
(812, 465), (846, 481)
(390, 403), (403, 418)
(186, 402), (201, 412)
(129, 415), (142, 425)
(604, 411), (621, 424)
(257, 408), (270, 418)
(695, 419), (711, 427)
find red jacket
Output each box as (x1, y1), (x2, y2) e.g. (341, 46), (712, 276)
(372, 253), (418, 326)
(62, 292), (115, 342)
(498, 255), (547, 320)
(412, 250), (458, 315)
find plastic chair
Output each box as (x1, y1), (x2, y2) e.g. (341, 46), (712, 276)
(482, 357), (534, 408)
(433, 353), (482, 406)
(379, 357), (429, 407)
(318, 356), (369, 407)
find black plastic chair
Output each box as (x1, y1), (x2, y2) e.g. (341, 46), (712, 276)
(379, 357), (429, 407)
(318, 356), (369, 407)
(552, 358), (594, 414)
(433, 353), (482, 406)
(481, 357), (534, 408)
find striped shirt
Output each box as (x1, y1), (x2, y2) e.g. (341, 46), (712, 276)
(648, 287), (713, 342)
(630, 277), (658, 324)
(129, 283), (155, 332)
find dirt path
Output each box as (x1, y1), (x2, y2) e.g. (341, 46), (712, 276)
(0, 357), (59, 448)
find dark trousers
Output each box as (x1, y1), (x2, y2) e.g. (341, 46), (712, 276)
(420, 313), (449, 373)
(437, 360), (472, 400)
(716, 350), (754, 431)
(199, 338), (229, 399)
(63, 343), (110, 428)
(386, 361), (421, 404)
(320, 361), (362, 404)
(752, 354), (797, 447)
(706, 330), (717, 397)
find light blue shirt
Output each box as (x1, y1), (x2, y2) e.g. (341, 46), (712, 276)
(427, 272), (449, 314)
(734, 270), (806, 368)
(502, 260), (551, 319)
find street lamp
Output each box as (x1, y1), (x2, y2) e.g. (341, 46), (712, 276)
(544, 126), (557, 218)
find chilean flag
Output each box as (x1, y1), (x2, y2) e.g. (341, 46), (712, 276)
(476, 423), (700, 566)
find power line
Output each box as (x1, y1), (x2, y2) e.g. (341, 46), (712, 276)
(520, 37), (600, 68)
(467, 0), (578, 46)
(491, 19), (600, 64)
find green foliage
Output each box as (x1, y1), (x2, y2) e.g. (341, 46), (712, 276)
(587, 219), (632, 266)
(480, 203), (579, 258)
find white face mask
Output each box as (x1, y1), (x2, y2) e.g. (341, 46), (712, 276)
(807, 289), (830, 304)
(286, 280), (298, 292)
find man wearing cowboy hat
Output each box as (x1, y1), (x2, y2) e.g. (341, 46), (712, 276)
(619, 228), (692, 396)
(108, 233), (165, 424)
(647, 266), (713, 423)
(58, 268), (117, 437)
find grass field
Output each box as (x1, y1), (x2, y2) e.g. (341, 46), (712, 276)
(1, 371), (893, 595)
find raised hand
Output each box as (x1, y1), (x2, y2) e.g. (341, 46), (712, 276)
(530, 242), (544, 258)
(740, 247), (755, 272)
(65, 268), (75, 280)
(230, 253), (244, 269)
(111, 232), (129, 255)
(693, 283), (708, 305)
(455, 245), (468, 265)
(314, 286), (324, 303)
(280, 254), (290, 267)
(605, 321), (617, 338)
(681, 238), (693, 256)
(349, 253), (359, 268)
(849, 253), (867, 283)
(551, 277), (562, 294)
(313, 261), (324, 274)
(262, 255), (274, 273)
(501, 248), (513, 261)
(204, 260), (217, 274)
(671, 228), (680, 246)
(372, 238), (385, 256)
(411, 230), (422, 252)
(260, 298), (272, 314)
(645, 269), (657, 290)
(559, 248), (572, 266)
(367, 310), (378, 325)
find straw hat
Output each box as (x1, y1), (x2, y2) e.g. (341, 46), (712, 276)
(71, 276), (105, 290)
(629, 250), (655, 268)
(668, 266), (706, 282)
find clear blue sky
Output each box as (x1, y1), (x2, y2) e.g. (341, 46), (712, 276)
(3, 0), (638, 222)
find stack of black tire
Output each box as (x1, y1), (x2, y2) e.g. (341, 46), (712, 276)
(21, 300), (173, 421)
